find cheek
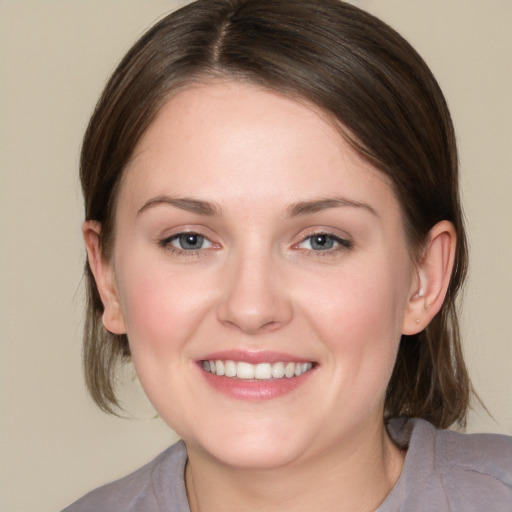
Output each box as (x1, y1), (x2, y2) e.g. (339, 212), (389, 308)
(113, 260), (219, 425)
(299, 255), (411, 392)
(115, 259), (216, 355)
(305, 261), (409, 340)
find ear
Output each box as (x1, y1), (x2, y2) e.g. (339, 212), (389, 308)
(402, 220), (457, 335)
(82, 221), (126, 335)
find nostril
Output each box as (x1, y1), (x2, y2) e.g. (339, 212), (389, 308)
(215, 258), (294, 334)
(219, 316), (282, 335)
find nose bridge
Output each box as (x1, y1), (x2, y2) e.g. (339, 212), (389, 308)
(216, 241), (293, 334)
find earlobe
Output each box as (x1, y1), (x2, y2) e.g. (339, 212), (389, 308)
(402, 221), (457, 335)
(82, 221), (127, 335)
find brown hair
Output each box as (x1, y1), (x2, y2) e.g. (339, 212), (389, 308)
(81, 0), (471, 427)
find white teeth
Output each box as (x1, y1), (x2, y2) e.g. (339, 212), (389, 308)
(237, 362), (255, 380)
(215, 360), (224, 376)
(202, 359), (314, 380)
(284, 362), (296, 378)
(224, 360), (237, 377)
(271, 362), (285, 378)
(255, 363), (272, 380)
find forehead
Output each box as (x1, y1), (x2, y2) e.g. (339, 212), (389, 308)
(119, 80), (397, 218)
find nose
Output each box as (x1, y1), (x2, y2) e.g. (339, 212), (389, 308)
(216, 250), (293, 335)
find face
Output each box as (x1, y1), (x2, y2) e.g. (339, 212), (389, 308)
(102, 81), (418, 469)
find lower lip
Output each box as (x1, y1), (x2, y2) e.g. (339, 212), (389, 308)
(199, 365), (316, 401)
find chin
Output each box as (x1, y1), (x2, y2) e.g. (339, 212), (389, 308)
(184, 422), (312, 470)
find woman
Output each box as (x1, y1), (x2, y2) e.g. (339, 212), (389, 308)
(64, 0), (512, 510)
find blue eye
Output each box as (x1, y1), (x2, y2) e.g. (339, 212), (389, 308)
(161, 233), (213, 251)
(309, 234), (335, 250)
(298, 233), (351, 251)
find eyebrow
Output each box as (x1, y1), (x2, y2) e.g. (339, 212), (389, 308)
(137, 196), (221, 216)
(137, 195), (377, 218)
(286, 197), (378, 217)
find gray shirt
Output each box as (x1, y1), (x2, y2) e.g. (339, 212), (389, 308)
(63, 418), (512, 511)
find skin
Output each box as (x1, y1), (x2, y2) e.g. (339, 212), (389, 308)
(84, 81), (456, 511)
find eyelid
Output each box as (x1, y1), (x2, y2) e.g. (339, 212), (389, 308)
(157, 228), (221, 256)
(168, 233), (213, 250)
(292, 229), (353, 253)
(156, 224), (217, 243)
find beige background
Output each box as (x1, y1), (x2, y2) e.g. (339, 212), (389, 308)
(0, 1), (511, 511)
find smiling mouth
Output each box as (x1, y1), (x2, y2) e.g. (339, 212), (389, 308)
(201, 360), (315, 380)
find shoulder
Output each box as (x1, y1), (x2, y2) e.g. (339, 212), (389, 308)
(61, 440), (189, 512)
(433, 421), (512, 486)
(385, 418), (512, 511)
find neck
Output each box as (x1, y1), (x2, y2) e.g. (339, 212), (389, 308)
(185, 420), (405, 512)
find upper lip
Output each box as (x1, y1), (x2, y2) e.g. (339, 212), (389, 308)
(199, 350), (315, 365)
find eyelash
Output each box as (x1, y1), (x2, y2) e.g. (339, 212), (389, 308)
(294, 232), (352, 256)
(158, 232), (214, 257)
(158, 231), (352, 257)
